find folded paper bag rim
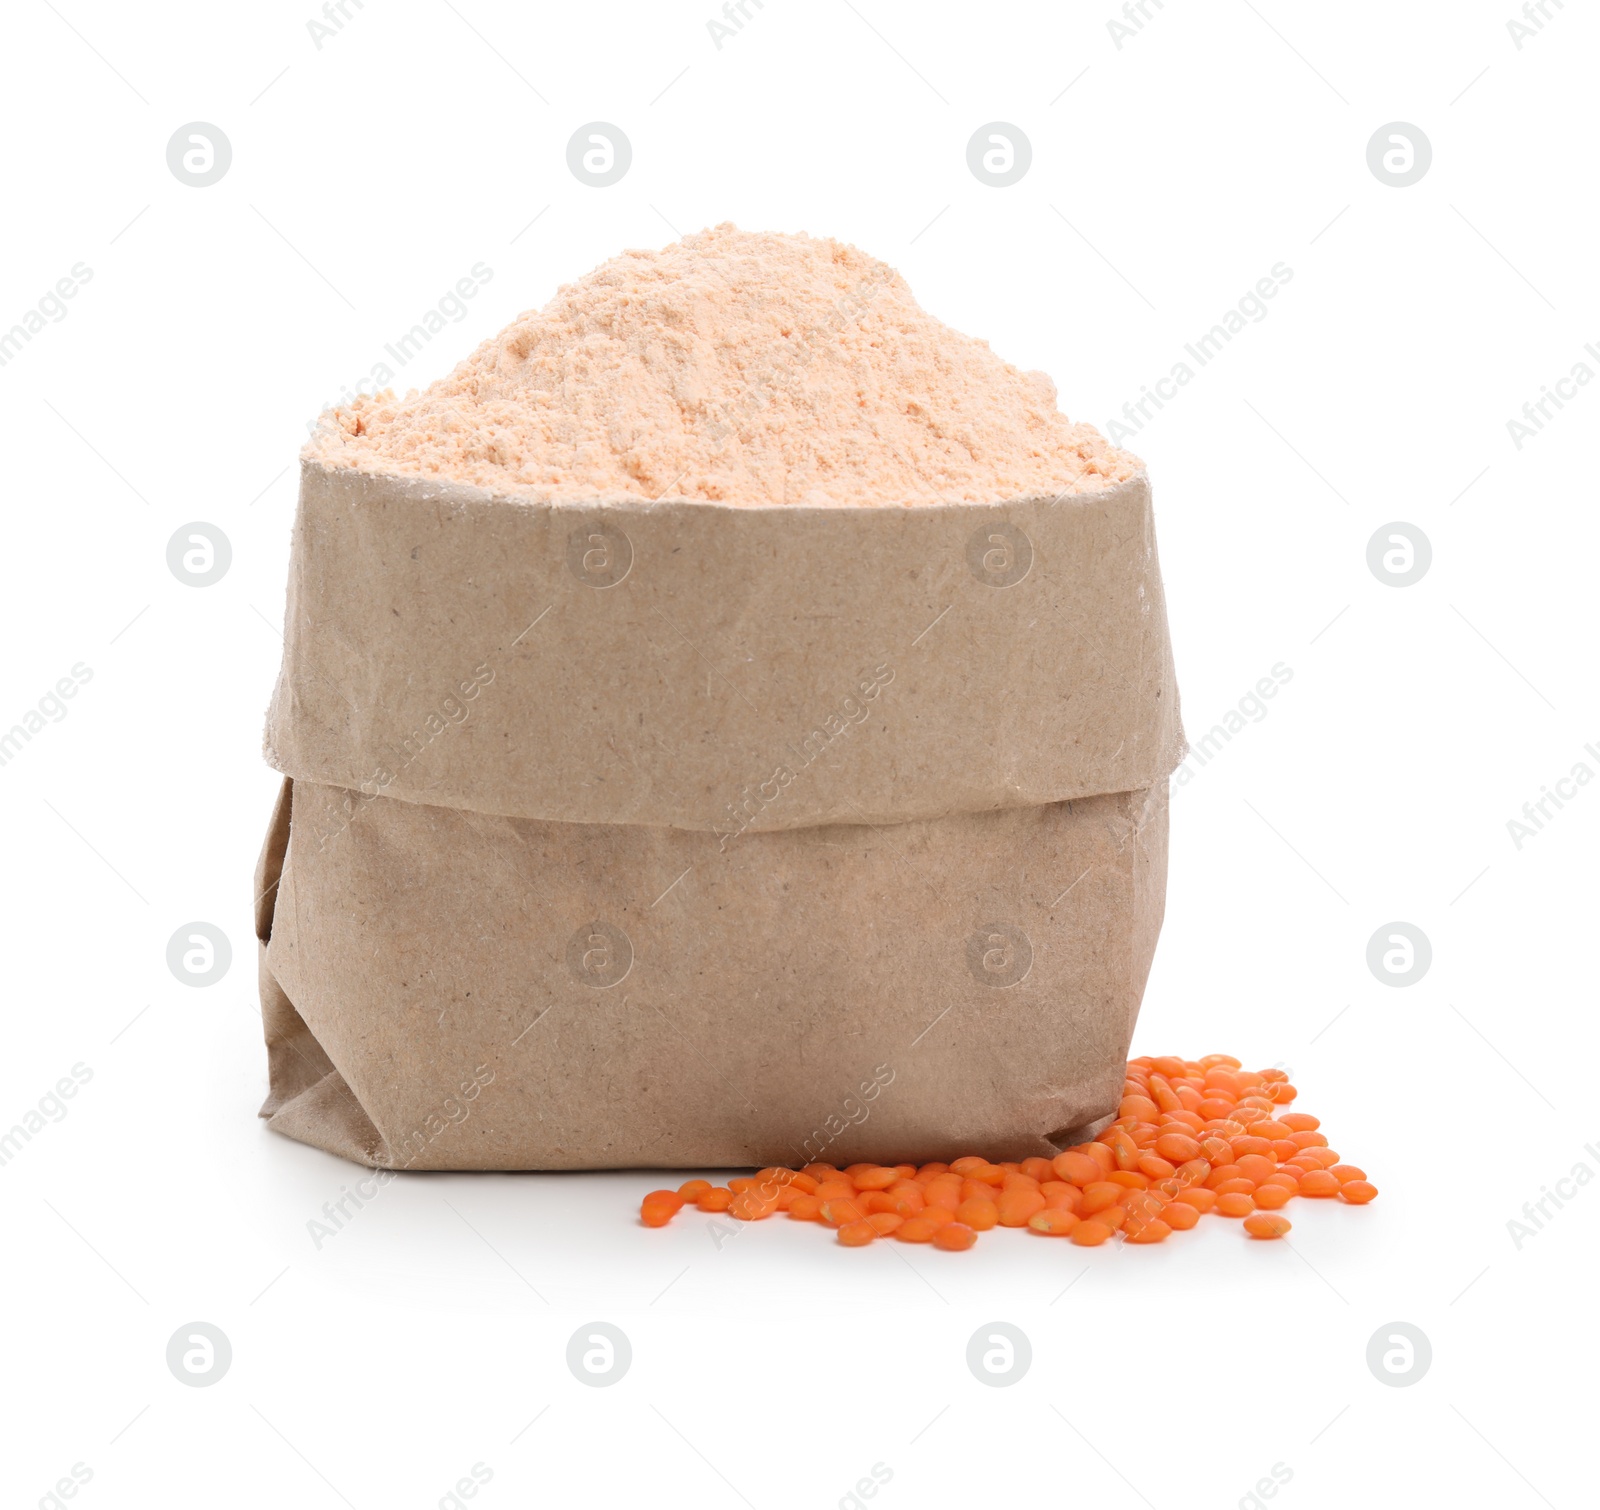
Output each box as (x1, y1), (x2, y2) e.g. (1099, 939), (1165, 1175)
(263, 461), (1185, 835)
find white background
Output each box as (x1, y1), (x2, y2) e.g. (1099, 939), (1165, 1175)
(2, 2), (1596, 1507)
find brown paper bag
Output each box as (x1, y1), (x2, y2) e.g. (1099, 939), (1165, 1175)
(257, 462), (1183, 1169)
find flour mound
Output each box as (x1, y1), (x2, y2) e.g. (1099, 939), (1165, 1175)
(307, 224), (1140, 506)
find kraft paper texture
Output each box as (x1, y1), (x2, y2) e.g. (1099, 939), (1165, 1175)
(264, 462), (1182, 835)
(259, 778), (1169, 1169)
(257, 462), (1184, 1169)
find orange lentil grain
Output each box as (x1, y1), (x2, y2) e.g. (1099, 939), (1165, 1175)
(821, 1197), (871, 1226)
(1340, 1181), (1378, 1204)
(1079, 1182), (1125, 1215)
(1082, 1143), (1117, 1176)
(1105, 1130), (1142, 1170)
(932, 1222), (978, 1251)
(1163, 1199), (1200, 1230)
(1243, 1214), (1292, 1239)
(1235, 1154), (1278, 1184)
(924, 1181), (963, 1213)
(997, 1189), (1047, 1227)
(1052, 1152), (1102, 1187)
(1124, 1218), (1172, 1244)
(1216, 1192), (1255, 1217)
(1123, 1195), (1166, 1234)
(1027, 1209), (1080, 1236)
(1155, 1132), (1202, 1164)
(640, 1191), (684, 1227)
(1150, 1079), (1182, 1115)
(729, 1191), (780, 1221)
(956, 1198), (1000, 1230)
(884, 1187), (925, 1217)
